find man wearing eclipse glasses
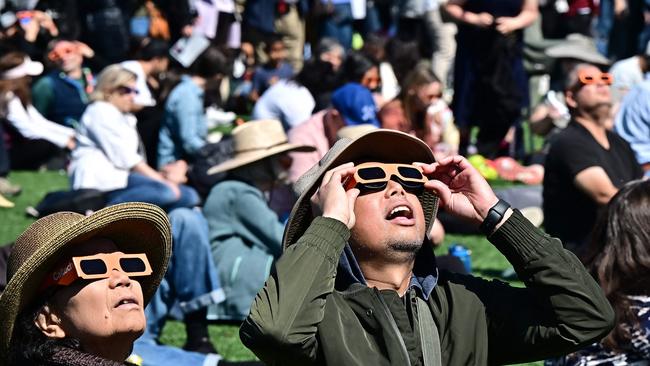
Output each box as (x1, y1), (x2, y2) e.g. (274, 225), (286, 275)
(544, 63), (643, 252)
(240, 129), (615, 365)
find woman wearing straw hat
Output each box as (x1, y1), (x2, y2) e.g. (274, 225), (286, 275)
(203, 119), (315, 321)
(0, 203), (172, 366)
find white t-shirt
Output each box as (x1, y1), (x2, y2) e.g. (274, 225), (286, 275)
(121, 60), (156, 107)
(69, 101), (143, 191)
(252, 79), (315, 131)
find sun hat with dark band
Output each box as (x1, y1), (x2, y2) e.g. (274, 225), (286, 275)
(0, 202), (173, 364)
(284, 129), (439, 249)
(207, 119), (316, 175)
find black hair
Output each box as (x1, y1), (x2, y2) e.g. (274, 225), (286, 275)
(263, 34), (284, 54)
(8, 295), (82, 365)
(137, 38), (170, 61)
(582, 179), (650, 352)
(385, 38), (420, 83)
(294, 58), (337, 94)
(341, 51), (378, 84)
(190, 45), (230, 79)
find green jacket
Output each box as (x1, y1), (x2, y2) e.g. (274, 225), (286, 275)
(240, 211), (614, 365)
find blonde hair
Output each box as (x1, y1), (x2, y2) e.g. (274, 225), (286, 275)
(90, 64), (137, 102)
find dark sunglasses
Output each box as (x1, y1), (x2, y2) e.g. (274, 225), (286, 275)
(344, 162), (428, 191)
(39, 252), (152, 292)
(116, 85), (139, 95)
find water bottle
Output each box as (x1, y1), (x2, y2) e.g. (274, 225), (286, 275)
(448, 244), (472, 274)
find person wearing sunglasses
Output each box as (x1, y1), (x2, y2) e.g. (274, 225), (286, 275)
(240, 128), (614, 365)
(32, 39), (95, 129)
(0, 203), (173, 366)
(69, 64), (200, 211)
(544, 63), (643, 253)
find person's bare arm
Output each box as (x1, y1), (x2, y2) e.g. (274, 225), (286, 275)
(445, 0), (494, 27)
(495, 0), (539, 34)
(574, 166), (618, 205)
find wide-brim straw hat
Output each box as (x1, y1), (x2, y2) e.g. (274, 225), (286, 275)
(207, 119), (316, 175)
(0, 202), (172, 362)
(545, 34), (610, 66)
(284, 129), (439, 249)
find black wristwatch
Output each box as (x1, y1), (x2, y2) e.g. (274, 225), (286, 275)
(479, 199), (511, 235)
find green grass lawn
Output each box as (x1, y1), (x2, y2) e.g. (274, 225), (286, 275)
(0, 171), (540, 364)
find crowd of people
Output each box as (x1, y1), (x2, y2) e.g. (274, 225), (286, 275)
(0, 0), (649, 365)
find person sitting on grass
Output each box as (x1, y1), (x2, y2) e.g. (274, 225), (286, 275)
(69, 64), (199, 211)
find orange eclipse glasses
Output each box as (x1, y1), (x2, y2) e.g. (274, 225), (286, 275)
(48, 42), (80, 62)
(344, 162), (428, 191)
(39, 252), (152, 292)
(578, 70), (613, 86)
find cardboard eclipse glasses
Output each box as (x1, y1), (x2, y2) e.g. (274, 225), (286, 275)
(344, 162), (428, 191)
(40, 252), (152, 292)
(578, 70), (613, 85)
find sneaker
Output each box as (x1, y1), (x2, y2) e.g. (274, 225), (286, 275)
(0, 177), (21, 196)
(183, 336), (217, 354)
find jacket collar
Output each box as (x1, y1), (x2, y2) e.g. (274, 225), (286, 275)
(336, 242), (439, 300)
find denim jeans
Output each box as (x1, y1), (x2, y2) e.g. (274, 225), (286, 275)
(132, 208), (225, 366)
(106, 173), (200, 212)
(321, 3), (354, 50)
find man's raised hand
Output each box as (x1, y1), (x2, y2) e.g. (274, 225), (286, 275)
(417, 156), (499, 227)
(318, 163), (360, 229)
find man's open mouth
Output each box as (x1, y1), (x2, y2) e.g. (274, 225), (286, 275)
(386, 205), (413, 220)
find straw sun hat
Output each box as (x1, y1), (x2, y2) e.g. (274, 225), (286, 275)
(207, 119), (315, 175)
(0, 202), (173, 362)
(284, 129), (439, 249)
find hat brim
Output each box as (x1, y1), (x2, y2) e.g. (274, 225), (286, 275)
(207, 143), (315, 175)
(545, 45), (610, 66)
(0, 203), (172, 360)
(283, 129), (437, 249)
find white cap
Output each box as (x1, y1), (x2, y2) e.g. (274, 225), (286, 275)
(1, 56), (43, 80)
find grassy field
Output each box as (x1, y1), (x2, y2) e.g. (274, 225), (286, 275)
(0, 171), (540, 364)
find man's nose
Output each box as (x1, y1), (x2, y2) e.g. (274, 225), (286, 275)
(385, 179), (406, 197)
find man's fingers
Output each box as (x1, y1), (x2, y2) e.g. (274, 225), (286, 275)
(425, 180), (452, 208)
(321, 162), (354, 187)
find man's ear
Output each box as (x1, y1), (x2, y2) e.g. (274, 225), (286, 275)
(565, 89), (578, 109)
(34, 304), (66, 339)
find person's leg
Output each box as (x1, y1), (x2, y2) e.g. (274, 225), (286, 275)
(166, 184), (201, 210)
(167, 208), (225, 352)
(9, 139), (65, 171)
(131, 336), (221, 366)
(106, 173), (178, 208)
(426, 8), (457, 88)
(275, 5), (306, 71)
(596, 0), (614, 55)
(321, 3), (354, 49)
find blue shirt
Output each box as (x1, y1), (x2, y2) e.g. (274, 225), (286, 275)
(615, 78), (650, 176)
(158, 75), (207, 168)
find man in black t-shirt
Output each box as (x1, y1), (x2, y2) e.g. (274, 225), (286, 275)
(543, 63), (643, 251)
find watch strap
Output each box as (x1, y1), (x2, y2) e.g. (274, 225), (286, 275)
(479, 199), (511, 235)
